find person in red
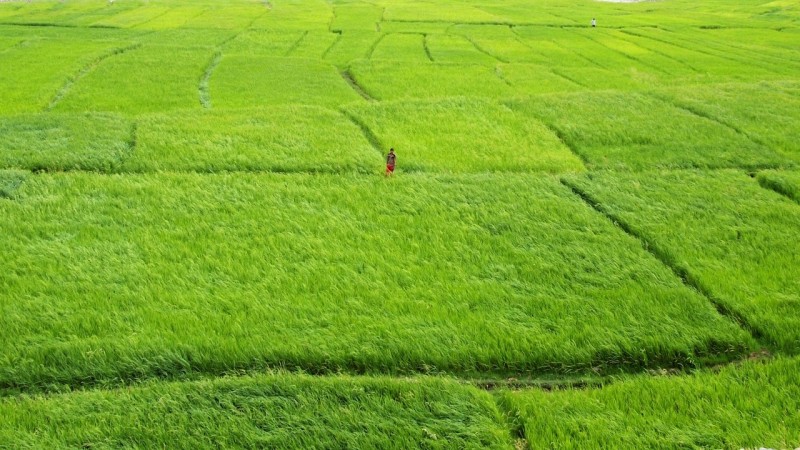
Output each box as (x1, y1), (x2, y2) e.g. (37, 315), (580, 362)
(385, 148), (397, 176)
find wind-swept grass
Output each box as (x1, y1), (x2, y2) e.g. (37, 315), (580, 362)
(0, 169), (27, 199)
(212, 56), (363, 108)
(656, 82), (800, 163)
(344, 98), (584, 173)
(0, 112), (132, 171)
(757, 170), (800, 203)
(0, 373), (513, 449)
(500, 356), (800, 449)
(508, 91), (789, 170)
(371, 33), (430, 62)
(125, 106), (381, 173)
(348, 60), (513, 100)
(53, 44), (212, 114)
(567, 170), (800, 353)
(0, 173), (750, 391)
(0, 38), (123, 114)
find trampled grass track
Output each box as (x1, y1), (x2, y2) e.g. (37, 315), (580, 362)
(0, 0), (799, 446)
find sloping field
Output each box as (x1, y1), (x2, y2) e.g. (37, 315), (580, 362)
(0, 0), (798, 446)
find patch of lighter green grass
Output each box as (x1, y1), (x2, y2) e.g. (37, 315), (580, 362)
(0, 39), (123, 114)
(509, 91), (790, 170)
(344, 98), (585, 173)
(125, 106), (381, 173)
(53, 44), (212, 114)
(212, 56), (363, 108)
(348, 60), (513, 100)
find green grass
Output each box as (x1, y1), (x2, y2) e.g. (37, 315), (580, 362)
(371, 33), (430, 62)
(0, 374), (512, 449)
(348, 60), (513, 100)
(0, 112), (132, 171)
(501, 356), (800, 449)
(757, 170), (800, 203)
(567, 170), (800, 353)
(0, 172), (750, 391)
(0, 38), (123, 114)
(324, 30), (380, 68)
(0, 0), (799, 444)
(124, 106), (381, 173)
(53, 44), (212, 114)
(0, 169), (27, 199)
(344, 98), (585, 173)
(656, 82), (800, 163)
(212, 56), (363, 108)
(224, 29), (306, 56)
(425, 34), (498, 64)
(508, 91), (790, 170)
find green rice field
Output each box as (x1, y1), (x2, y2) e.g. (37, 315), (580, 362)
(0, 0), (798, 447)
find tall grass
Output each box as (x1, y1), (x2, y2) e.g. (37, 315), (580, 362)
(0, 173), (750, 391)
(508, 91), (790, 170)
(567, 170), (800, 352)
(344, 98), (585, 173)
(212, 56), (363, 108)
(0, 112), (131, 171)
(501, 356), (800, 449)
(53, 43), (212, 114)
(125, 106), (381, 173)
(757, 170), (800, 203)
(0, 373), (513, 449)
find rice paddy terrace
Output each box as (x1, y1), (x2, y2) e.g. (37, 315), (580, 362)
(0, 0), (799, 447)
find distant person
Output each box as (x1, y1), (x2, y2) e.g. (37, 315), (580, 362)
(385, 148), (396, 176)
(591, 18), (596, 27)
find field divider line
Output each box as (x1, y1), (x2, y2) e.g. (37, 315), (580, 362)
(646, 91), (782, 157)
(549, 69), (587, 88)
(115, 122), (139, 170)
(199, 51), (223, 109)
(620, 28), (795, 73)
(366, 32), (386, 59)
(514, 113), (589, 166)
(463, 34), (508, 63)
(561, 178), (767, 349)
(574, 31), (673, 76)
(613, 31), (701, 74)
(340, 69), (375, 101)
(45, 43), (141, 112)
(422, 33), (434, 62)
(285, 31), (309, 57)
(321, 31), (342, 60)
(340, 109), (384, 157)
(755, 173), (800, 205)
